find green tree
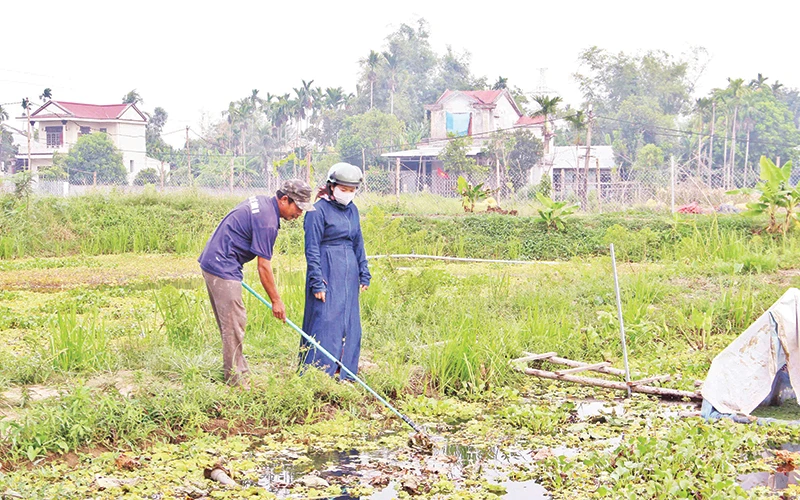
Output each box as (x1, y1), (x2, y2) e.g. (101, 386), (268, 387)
(697, 75), (800, 187)
(532, 95), (562, 154)
(440, 133), (484, 175)
(365, 50), (381, 110)
(133, 168), (159, 185)
(383, 50), (401, 115)
(145, 107), (174, 160)
(39, 88), (52, 102)
(574, 47), (698, 169)
(433, 46), (486, 94)
(64, 133), (126, 184)
(493, 76), (508, 90)
(121, 90), (142, 105)
(634, 143), (664, 170)
(336, 109), (405, 168)
(507, 129), (544, 188)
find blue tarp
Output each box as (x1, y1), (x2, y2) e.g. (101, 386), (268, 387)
(446, 112), (471, 136)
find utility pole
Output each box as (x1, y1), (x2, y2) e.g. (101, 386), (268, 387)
(185, 126), (192, 185)
(581, 105), (594, 210)
(24, 98), (36, 187)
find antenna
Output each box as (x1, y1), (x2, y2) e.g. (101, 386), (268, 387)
(532, 68), (559, 97)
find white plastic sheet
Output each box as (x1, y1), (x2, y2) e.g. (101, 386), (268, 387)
(702, 288), (800, 416)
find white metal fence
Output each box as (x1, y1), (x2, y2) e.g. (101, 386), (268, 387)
(0, 160), (768, 215)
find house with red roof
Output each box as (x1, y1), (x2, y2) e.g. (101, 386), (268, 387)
(424, 89), (546, 142)
(380, 88), (548, 193)
(15, 100), (163, 184)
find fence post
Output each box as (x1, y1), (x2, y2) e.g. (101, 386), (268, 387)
(361, 148), (368, 192)
(395, 157), (400, 201)
(230, 156), (234, 192)
(670, 155), (675, 213)
(93, 171), (96, 187)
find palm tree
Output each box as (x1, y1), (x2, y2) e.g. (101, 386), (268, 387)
(725, 78), (746, 188)
(383, 51), (400, 115)
(365, 50), (381, 110)
(694, 97), (713, 177)
(749, 73), (768, 90)
(492, 77), (508, 90)
(564, 110), (586, 146)
(290, 80), (315, 133)
(271, 94), (292, 145)
(738, 91), (760, 187)
(121, 90), (142, 105)
(324, 87), (346, 110)
(39, 88), (52, 102)
(0, 105), (8, 123)
(531, 95), (562, 155)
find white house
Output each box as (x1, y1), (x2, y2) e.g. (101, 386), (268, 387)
(381, 89), (548, 193)
(534, 145), (615, 198)
(15, 100), (164, 184)
(424, 89), (548, 144)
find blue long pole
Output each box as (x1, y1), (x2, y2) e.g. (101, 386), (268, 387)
(242, 282), (426, 435)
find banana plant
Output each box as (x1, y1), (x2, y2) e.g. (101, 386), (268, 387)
(535, 193), (578, 230)
(727, 156), (797, 234)
(455, 175), (492, 212)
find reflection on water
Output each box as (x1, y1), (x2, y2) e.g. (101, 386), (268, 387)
(257, 442), (557, 499)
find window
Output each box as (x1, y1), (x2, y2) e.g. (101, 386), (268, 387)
(445, 112), (472, 137)
(130, 160), (134, 173)
(79, 126), (91, 136)
(99, 128), (107, 133)
(45, 126), (63, 147)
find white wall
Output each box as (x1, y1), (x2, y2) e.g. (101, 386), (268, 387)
(117, 122), (147, 183)
(493, 96), (519, 132)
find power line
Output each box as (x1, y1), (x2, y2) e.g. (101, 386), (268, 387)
(594, 114), (800, 150)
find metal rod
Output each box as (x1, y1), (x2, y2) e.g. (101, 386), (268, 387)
(610, 244), (632, 397)
(242, 282), (426, 435)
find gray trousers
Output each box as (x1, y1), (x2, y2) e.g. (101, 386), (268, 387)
(202, 270), (249, 386)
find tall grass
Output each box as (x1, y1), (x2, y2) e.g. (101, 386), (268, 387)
(48, 305), (110, 372)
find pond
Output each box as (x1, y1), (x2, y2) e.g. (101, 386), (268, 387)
(257, 441), (556, 499)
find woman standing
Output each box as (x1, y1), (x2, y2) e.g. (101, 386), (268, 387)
(302, 162), (371, 381)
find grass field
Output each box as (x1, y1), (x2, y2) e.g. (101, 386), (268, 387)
(1, 191), (800, 498)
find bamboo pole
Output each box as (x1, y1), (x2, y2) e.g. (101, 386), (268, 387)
(611, 243), (632, 397)
(629, 374), (671, 386)
(517, 366), (701, 400)
(519, 352), (637, 378)
(557, 362), (610, 375)
(511, 352), (558, 363)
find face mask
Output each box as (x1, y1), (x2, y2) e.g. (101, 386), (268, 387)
(333, 187), (355, 206)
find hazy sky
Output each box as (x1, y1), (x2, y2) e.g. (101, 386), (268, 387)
(3, 0), (797, 148)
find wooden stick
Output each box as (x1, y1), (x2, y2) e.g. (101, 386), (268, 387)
(521, 351), (637, 377)
(557, 362), (610, 375)
(517, 366), (701, 400)
(511, 352), (558, 363)
(629, 375), (671, 386)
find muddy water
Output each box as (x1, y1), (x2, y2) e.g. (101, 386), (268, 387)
(257, 442), (554, 499)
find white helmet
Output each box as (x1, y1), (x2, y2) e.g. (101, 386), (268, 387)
(327, 162), (363, 188)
